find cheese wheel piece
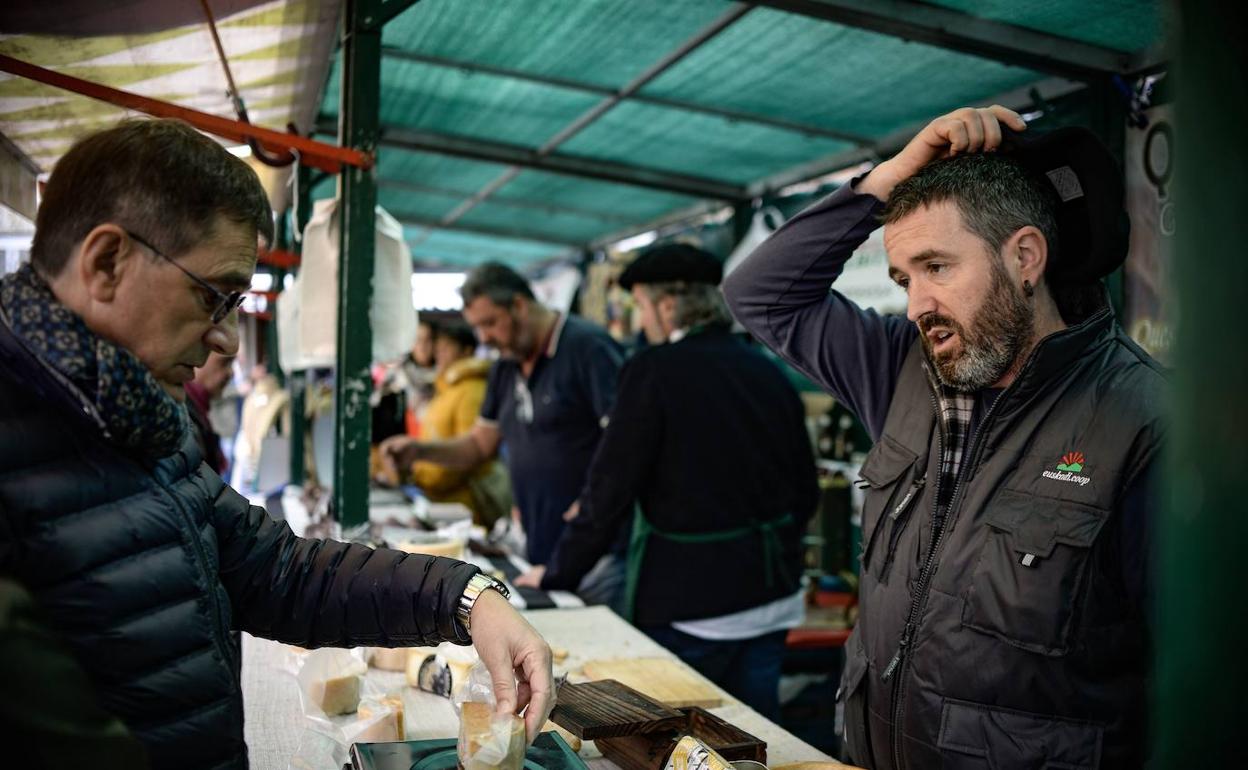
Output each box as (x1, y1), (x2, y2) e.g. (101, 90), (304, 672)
(309, 673), (362, 715)
(395, 539), (465, 560)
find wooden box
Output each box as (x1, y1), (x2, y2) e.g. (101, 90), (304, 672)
(596, 707), (768, 770)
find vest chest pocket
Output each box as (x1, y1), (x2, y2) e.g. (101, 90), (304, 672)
(857, 436), (923, 582)
(962, 489), (1109, 655)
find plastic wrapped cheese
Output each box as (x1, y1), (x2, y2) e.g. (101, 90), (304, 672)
(356, 695), (405, 742)
(309, 673), (362, 716)
(458, 701), (525, 770)
(297, 648), (368, 717)
(407, 643), (477, 698)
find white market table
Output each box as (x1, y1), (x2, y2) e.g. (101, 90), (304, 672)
(242, 606), (838, 770)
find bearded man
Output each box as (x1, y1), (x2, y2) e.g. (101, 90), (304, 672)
(724, 106), (1164, 770)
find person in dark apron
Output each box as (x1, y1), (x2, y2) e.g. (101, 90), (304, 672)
(520, 244), (818, 721)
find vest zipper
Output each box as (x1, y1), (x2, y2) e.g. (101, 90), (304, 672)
(885, 353), (1042, 770)
(880, 474), (926, 577)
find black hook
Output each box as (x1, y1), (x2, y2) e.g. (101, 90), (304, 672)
(247, 120), (299, 168)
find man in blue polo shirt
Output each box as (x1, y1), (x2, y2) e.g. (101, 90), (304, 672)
(382, 263), (624, 594)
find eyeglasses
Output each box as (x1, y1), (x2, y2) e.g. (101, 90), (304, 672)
(126, 230), (245, 325)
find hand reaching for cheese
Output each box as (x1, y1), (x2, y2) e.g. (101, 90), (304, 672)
(469, 589), (554, 743)
(513, 565), (545, 589)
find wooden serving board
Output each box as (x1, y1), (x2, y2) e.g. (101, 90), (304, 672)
(583, 657), (726, 709)
(550, 679), (685, 740)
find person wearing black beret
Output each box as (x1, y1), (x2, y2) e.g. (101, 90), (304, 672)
(723, 106), (1164, 769)
(517, 242), (819, 721)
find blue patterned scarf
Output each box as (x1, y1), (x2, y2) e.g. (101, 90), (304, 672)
(0, 263), (187, 459)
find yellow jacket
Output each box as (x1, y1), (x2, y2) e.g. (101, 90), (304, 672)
(410, 357), (501, 524)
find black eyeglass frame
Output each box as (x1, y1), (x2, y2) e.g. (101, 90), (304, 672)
(126, 230), (245, 325)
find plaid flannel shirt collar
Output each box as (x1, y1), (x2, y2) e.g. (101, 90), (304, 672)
(922, 360), (975, 508)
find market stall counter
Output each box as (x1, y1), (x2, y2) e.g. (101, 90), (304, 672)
(242, 606), (845, 770)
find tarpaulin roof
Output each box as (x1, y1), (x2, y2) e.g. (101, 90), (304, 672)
(0, 0), (1164, 268)
(0, 0), (340, 209)
(311, 0), (1164, 268)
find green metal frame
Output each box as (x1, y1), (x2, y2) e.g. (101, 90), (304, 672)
(287, 162), (314, 488)
(1157, 1), (1243, 762)
(333, 0), (382, 534)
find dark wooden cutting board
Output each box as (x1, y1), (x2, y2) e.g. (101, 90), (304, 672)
(550, 679), (686, 740)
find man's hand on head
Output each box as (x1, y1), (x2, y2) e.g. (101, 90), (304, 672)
(857, 105), (1028, 202)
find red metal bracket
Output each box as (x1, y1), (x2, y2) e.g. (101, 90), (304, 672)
(259, 248), (301, 269)
(0, 53), (372, 174)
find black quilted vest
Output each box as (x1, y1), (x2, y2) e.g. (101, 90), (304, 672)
(839, 307), (1166, 770)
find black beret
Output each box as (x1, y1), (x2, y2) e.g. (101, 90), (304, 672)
(999, 125), (1130, 285)
(618, 243), (724, 290)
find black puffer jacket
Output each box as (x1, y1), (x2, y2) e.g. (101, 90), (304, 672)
(0, 316), (480, 769)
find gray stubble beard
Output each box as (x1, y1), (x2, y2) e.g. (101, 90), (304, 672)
(924, 256), (1034, 392)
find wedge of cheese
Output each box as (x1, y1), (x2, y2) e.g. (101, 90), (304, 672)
(309, 673), (361, 715)
(458, 701), (525, 770)
(357, 695), (405, 742)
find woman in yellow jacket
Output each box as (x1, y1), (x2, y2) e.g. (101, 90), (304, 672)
(410, 319), (510, 527)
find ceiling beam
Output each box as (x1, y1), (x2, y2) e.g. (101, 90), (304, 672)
(745, 75), (1085, 198)
(391, 212), (585, 248)
(363, 0), (424, 32)
(343, 122), (749, 201)
(747, 0), (1144, 81)
(380, 47), (872, 145)
(378, 178), (637, 224)
(415, 2), (752, 247)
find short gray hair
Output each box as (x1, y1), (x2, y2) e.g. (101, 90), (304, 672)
(881, 153), (1060, 265)
(460, 261), (535, 307)
(644, 281), (731, 329)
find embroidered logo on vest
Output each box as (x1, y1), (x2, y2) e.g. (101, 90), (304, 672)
(1055, 451), (1084, 472)
(1043, 452), (1091, 486)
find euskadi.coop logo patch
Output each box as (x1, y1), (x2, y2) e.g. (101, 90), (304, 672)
(1042, 452), (1091, 486)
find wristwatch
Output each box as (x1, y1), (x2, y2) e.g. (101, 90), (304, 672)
(456, 572), (512, 635)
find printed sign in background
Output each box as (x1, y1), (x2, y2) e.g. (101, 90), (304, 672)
(1123, 103), (1175, 364)
(834, 227), (909, 316)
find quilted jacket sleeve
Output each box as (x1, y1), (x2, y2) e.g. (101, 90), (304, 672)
(206, 474), (479, 648)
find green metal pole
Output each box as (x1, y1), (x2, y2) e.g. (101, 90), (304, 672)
(266, 210), (286, 389)
(333, 0), (381, 535)
(288, 163), (313, 488)
(1155, 0), (1247, 764)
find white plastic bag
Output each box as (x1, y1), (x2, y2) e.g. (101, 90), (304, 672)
(456, 660), (525, 770)
(288, 648), (404, 770)
(722, 206), (785, 281)
(278, 199), (418, 373)
(722, 207), (785, 332)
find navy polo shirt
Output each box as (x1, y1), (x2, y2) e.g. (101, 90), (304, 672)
(479, 314), (623, 565)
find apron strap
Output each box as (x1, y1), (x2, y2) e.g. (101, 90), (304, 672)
(623, 509), (795, 622)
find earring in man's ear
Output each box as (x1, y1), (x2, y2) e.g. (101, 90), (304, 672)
(1023, 279), (1035, 298)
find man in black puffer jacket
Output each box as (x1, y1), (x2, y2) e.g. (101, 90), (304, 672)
(0, 119), (553, 769)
